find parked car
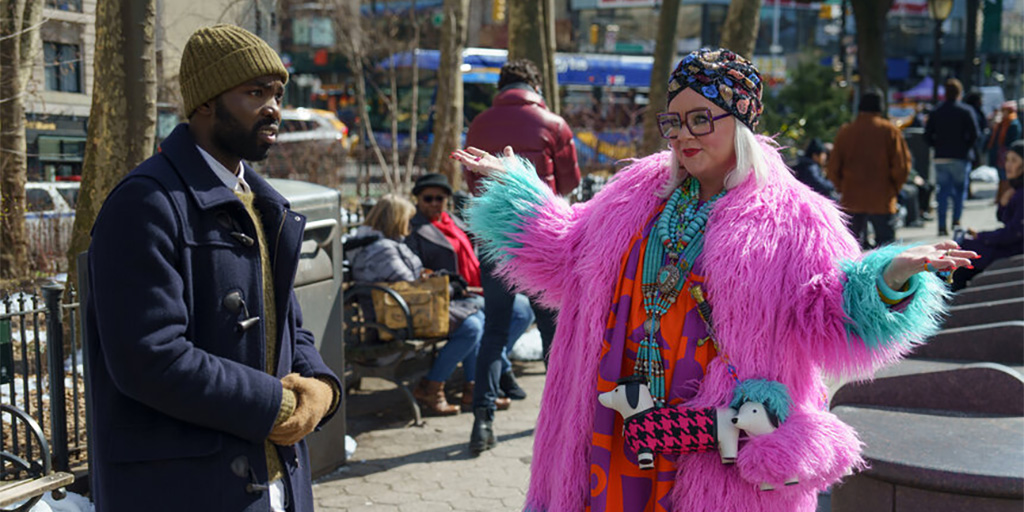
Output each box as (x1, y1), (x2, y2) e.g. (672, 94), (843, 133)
(25, 181), (78, 268)
(256, 108), (350, 187)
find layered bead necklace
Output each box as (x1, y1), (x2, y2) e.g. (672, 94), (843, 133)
(635, 177), (726, 406)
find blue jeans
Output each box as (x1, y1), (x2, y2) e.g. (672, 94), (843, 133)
(426, 310), (484, 382)
(934, 159), (971, 232)
(474, 260), (537, 410)
(502, 294), (536, 373)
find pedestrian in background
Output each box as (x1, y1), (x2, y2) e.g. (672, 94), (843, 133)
(461, 58), (581, 454)
(987, 101), (1022, 203)
(963, 91), (990, 170)
(828, 88), (912, 248)
(954, 140), (1024, 289)
(404, 173), (533, 413)
(86, 24), (341, 512)
(925, 78), (980, 236)
(791, 138), (837, 200)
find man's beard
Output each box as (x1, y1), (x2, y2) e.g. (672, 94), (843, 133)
(212, 97), (275, 162)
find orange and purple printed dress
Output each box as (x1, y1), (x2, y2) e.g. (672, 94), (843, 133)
(587, 209), (718, 512)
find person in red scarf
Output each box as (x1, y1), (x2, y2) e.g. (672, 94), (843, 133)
(405, 173), (534, 413)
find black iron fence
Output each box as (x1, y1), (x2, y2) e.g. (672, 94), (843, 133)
(0, 282), (85, 477)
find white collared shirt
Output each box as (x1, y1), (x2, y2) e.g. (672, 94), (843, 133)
(196, 145), (252, 194)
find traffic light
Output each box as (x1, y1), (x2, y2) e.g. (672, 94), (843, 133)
(590, 24), (599, 46)
(492, 0), (505, 23)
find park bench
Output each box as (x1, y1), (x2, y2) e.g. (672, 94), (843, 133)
(341, 236), (449, 426)
(829, 262), (1024, 511)
(0, 405), (74, 511)
(830, 363), (1024, 511)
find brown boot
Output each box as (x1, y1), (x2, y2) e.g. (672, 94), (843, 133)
(413, 379), (459, 416)
(460, 381), (511, 411)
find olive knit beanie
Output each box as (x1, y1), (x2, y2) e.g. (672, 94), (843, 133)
(179, 24), (288, 117)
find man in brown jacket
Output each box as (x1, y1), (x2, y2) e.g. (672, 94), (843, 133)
(828, 89), (912, 248)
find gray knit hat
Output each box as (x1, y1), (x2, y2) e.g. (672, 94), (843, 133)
(179, 24), (288, 116)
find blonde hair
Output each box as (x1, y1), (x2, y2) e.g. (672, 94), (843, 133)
(659, 123), (770, 198)
(363, 194), (416, 239)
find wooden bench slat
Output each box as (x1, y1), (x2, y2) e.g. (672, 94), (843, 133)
(0, 472), (75, 507)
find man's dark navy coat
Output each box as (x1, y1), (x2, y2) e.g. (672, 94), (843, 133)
(85, 124), (341, 511)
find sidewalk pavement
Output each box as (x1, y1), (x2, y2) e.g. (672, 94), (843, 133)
(313, 181), (1007, 512)
(313, 360), (545, 512)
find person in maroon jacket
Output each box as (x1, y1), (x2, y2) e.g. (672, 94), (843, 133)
(462, 59), (581, 454)
(464, 59), (581, 196)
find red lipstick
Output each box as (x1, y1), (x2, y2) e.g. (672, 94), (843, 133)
(682, 148), (700, 157)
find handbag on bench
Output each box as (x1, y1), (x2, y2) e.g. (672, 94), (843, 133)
(371, 274), (450, 340)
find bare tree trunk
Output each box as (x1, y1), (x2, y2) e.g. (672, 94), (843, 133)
(403, 2), (420, 193)
(66, 0), (157, 289)
(641, 0), (680, 157)
(387, 56), (399, 190)
(540, 0), (558, 114)
(426, 0), (468, 189)
(719, 0), (762, 59)
(850, 0), (893, 99)
(0, 0), (40, 280)
(509, 0), (553, 99)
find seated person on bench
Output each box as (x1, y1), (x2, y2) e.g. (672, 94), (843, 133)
(405, 173), (535, 402)
(955, 140), (1023, 290)
(349, 195), (511, 416)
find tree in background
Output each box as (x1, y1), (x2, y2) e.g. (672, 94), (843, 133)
(719, 0), (762, 59)
(640, 0), (681, 157)
(426, 0), (469, 189)
(508, 0), (559, 113)
(850, 0), (893, 99)
(335, 0), (426, 196)
(66, 0), (157, 290)
(0, 0), (42, 280)
(759, 58), (851, 160)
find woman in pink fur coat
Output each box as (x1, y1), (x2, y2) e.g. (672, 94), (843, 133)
(453, 48), (977, 512)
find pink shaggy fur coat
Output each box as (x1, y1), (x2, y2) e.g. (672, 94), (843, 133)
(474, 138), (935, 512)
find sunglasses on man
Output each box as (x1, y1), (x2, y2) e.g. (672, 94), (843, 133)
(420, 194), (448, 204)
(657, 108), (732, 139)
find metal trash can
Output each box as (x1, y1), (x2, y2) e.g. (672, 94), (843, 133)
(268, 178), (346, 477)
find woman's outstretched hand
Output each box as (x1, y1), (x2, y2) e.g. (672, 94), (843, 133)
(883, 240), (980, 290)
(451, 146), (515, 178)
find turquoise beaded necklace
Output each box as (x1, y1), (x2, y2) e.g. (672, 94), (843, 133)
(635, 177), (726, 406)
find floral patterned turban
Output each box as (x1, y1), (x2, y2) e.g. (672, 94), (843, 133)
(667, 48), (764, 130)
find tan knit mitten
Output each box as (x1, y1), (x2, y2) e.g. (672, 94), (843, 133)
(268, 373), (333, 446)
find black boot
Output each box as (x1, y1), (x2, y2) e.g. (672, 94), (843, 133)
(500, 370), (527, 400)
(469, 407), (496, 455)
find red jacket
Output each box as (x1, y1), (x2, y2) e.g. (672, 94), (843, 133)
(464, 84), (581, 196)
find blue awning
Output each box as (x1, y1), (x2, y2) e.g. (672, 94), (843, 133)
(378, 48), (656, 87)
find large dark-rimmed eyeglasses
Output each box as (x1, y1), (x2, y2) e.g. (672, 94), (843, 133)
(657, 109), (732, 139)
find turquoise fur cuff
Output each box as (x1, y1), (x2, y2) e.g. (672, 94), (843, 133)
(464, 156), (552, 264)
(841, 245), (950, 350)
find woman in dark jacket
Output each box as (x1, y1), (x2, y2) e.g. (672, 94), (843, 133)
(406, 173), (536, 401)
(956, 140), (1024, 290)
(350, 195), (512, 415)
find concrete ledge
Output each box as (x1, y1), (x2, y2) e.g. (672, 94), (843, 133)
(972, 267), (1024, 288)
(832, 363), (1024, 416)
(987, 254), (1024, 272)
(911, 322), (1024, 365)
(833, 406), (1024, 500)
(832, 473), (1024, 512)
(944, 298), (1024, 329)
(953, 282), (1024, 305)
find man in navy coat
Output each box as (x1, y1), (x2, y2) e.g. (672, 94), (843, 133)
(85, 25), (341, 512)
